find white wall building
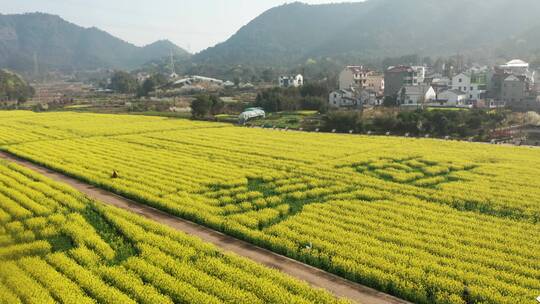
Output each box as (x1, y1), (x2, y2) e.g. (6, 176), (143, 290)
(279, 74), (304, 88)
(329, 89), (362, 108)
(398, 85), (436, 106)
(451, 73), (485, 101)
(435, 89), (469, 107)
(411, 66), (427, 85)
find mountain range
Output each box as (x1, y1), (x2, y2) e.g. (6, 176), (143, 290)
(194, 0), (540, 66)
(0, 13), (189, 73)
(2, 0), (540, 74)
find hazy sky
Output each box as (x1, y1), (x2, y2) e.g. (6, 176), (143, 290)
(0, 0), (336, 53)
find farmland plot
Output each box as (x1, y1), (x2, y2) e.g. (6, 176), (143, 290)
(2, 111), (540, 304)
(0, 158), (346, 304)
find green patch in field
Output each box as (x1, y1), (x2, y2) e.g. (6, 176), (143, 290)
(213, 177), (333, 230)
(247, 178), (277, 198)
(47, 234), (74, 252)
(81, 205), (136, 264)
(348, 157), (476, 188)
(246, 111), (322, 129)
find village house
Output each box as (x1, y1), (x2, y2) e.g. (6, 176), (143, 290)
(487, 69), (512, 100)
(398, 84), (436, 107)
(364, 73), (385, 94)
(278, 74), (304, 88)
(488, 59), (536, 102)
(328, 89), (362, 109)
(411, 66), (427, 84)
(431, 89), (469, 107)
(499, 59), (535, 80)
(384, 65), (426, 97)
(359, 90), (383, 106)
(502, 75), (530, 103)
(534, 73), (540, 93)
(451, 72), (486, 101)
(339, 66), (384, 94)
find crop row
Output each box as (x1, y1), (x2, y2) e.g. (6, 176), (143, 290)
(3, 111), (540, 303)
(0, 158), (346, 303)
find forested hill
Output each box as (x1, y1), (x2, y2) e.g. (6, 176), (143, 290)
(0, 13), (190, 73)
(0, 69), (34, 101)
(194, 0), (540, 66)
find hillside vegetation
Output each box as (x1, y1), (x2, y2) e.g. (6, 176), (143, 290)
(195, 0), (540, 66)
(0, 13), (190, 73)
(1, 111), (539, 304)
(0, 69), (34, 102)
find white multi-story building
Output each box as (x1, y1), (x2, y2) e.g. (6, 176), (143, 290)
(279, 74), (304, 88)
(451, 72), (486, 101)
(411, 66), (426, 85)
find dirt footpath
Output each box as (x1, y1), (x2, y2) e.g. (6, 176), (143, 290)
(0, 151), (411, 304)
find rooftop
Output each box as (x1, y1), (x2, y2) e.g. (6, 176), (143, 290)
(387, 65), (413, 73)
(401, 84), (433, 95)
(504, 75), (522, 82)
(501, 59), (529, 68)
(442, 89), (467, 95)
(345, 66), (371, 74)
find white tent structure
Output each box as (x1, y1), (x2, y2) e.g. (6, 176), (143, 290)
(238, 108), (265, 124)
(171, 75), (224, 87)
(500, 59), (530, 76)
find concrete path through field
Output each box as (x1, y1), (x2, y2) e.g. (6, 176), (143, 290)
(0, 151), (411, 304)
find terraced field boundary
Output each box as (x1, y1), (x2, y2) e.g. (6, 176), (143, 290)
(0, 150), (410, 304)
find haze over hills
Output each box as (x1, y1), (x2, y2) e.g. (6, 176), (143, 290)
(0, 13), (190, 73)
(194, 0), (540, 66)
(3, 0), (540, 75)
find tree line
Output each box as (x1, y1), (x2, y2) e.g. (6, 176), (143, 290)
(253, 83), (330, 113)
(108, 71), (168, 97)
(323, 109), (508, 140)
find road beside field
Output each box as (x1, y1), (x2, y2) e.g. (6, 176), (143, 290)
(0, 151), (410, 304)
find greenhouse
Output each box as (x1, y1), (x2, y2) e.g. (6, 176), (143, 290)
(238, 107), (265, 123)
